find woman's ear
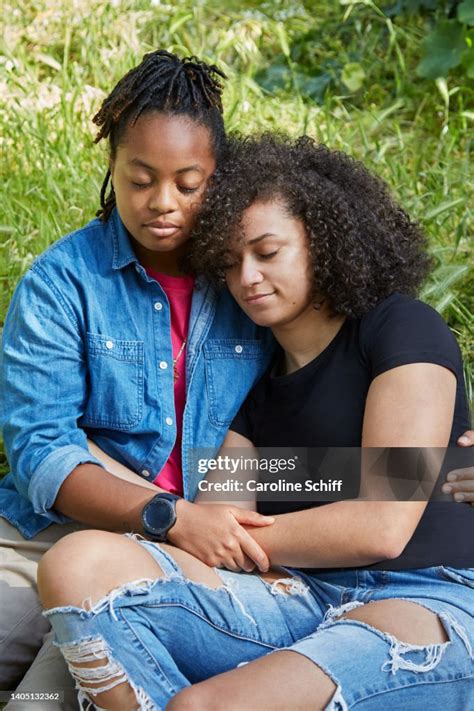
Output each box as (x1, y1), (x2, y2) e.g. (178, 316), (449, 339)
(312, 294), (325, 310)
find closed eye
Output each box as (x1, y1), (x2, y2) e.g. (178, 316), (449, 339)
(178, 186), (200, 194)
(130, 183), (199, 194)
(259, 251), (278, 260)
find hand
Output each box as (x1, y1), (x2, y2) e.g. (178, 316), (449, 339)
(167, 500), (274, 572)
(456, 430), (474, 448)
(442, 431), (474, 504)
(442, 470), (474, 503)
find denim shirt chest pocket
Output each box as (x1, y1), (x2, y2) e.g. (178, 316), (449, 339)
(204, 339), (267, 427)
(82, 333), (145, 430)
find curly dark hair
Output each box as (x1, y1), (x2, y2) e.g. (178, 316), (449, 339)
(187, 134), (433, 318)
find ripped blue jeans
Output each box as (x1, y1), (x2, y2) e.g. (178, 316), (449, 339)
(44, 537), (474, 710)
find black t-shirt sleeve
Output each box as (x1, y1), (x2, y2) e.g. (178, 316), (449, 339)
(360, 294), (462, 379)
(230, 366), (271, 442)
(229, 393), (256, 441)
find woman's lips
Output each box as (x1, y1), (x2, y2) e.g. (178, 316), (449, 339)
(145, 223), (181, 238)
(244, 292), (275, 305)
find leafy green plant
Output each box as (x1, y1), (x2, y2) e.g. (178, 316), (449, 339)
(383, 0), (474, 79)
(417, 17), (474, 79)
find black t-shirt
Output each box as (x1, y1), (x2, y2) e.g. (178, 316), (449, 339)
(231, 294), (472, 569)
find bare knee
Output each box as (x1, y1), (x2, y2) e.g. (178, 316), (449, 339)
(167, 685), (217, 711)
(169, 651), (335, 711)
(341, 599), (448, 645)
(37, 530), (163, 609)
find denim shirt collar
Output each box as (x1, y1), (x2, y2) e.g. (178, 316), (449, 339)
(110, 209), (140, 271)
(108, 208), (210, 292)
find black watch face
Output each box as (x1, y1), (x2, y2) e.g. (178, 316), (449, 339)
(143, 498), (175, 536)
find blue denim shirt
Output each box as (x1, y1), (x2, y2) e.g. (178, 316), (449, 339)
(0, 210), (274, 539)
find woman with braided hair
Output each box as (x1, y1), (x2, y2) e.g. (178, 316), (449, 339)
(0, 50), (275, 706)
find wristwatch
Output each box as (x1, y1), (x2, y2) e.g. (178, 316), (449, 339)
(141, 493), (180, 542)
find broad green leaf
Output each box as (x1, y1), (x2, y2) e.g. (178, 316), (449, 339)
(458, 0), (474, 25)
(461, 46), (474, 77)
(294, 72), (332, 102)
(341, 62), (365, 92)
(255, 63), (333, 103)
(416, 20), (465, 79)
(255, 62), (290, 92)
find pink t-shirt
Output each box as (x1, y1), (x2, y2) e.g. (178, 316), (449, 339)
(145, 267), (194, 496)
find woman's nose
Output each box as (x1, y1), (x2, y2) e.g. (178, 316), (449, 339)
(240, 260), (264, 287)
(149, 184), (178, 213)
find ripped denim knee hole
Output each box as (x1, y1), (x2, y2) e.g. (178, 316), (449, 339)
(261, 574), (310, 598)
(58, 636), (157, 711)
(319, 600), (474, 676)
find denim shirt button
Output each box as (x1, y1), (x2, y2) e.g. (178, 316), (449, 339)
(159, 361), (168, 370)
(235, 345), (243, 354)
(105, 340), (114, 350)
(154, 302), (163, 311)
(142, 469), (151, 478)
(165, 417), (173, 426)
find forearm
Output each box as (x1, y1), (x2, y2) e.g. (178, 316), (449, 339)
(247, 501), (426, 568)
(54, 463), (165, 532)
(86, 440), (158, 491)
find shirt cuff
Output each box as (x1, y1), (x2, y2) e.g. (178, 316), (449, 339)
(28, 444), (105, 522)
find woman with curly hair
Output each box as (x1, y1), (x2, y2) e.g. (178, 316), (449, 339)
(37, 135), (473, 710)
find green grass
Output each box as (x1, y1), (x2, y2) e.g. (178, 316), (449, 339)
(0, 1), (472, 452)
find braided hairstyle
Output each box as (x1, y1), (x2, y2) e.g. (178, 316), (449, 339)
(93, 50), (227, 221)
